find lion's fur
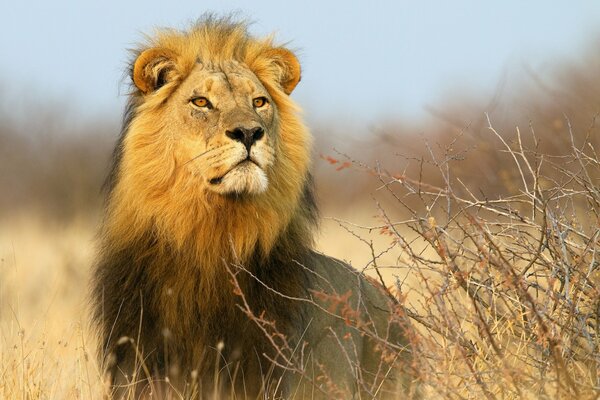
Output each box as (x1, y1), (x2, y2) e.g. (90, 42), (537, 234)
(92, 16), (413, 399)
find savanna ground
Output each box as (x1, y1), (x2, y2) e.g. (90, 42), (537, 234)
(2, 45), (600, 399)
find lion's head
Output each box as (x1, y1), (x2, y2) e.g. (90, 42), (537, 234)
(103, 17), (315, 272)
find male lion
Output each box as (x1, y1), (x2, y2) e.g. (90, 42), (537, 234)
(92, 16), (415, 399)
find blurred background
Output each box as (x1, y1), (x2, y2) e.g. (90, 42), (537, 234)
(1, 1), (600, 397)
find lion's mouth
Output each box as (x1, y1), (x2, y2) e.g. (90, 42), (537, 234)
(209, 158), (260, 185)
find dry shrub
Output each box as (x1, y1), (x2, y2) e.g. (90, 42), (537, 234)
(315, 39), (600, 211)
(317, 115), (600, 398)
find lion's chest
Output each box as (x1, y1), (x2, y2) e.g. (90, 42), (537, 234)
(147, 262), (277, 363)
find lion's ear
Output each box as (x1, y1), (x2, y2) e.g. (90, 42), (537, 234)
(132, 48), (178, 94)
(267, 48), (301, 95)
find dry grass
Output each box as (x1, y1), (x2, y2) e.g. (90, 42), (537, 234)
(0, 215), (103, 399)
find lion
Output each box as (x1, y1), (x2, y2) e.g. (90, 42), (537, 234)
(91, 16), (415, 399)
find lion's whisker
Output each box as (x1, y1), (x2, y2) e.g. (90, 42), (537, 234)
(182, 144), (226, 167)
(204, 148), (232, 162)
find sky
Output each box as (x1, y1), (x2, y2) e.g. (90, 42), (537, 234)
(3, 1), (600, 125)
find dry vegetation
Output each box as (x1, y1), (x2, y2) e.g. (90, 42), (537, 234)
(1, 42), (600, 399)
(328, 116), (600, 398)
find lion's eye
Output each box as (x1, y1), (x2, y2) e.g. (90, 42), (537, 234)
(191, 97), (212, 109)
(253, 97), (268, 108)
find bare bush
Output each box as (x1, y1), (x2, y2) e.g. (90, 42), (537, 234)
(318, 115), (600, 398)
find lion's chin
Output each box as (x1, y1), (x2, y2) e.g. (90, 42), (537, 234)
(209, 161), (268, 195)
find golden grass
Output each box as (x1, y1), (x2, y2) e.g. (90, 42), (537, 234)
(0, 215), (104, 399)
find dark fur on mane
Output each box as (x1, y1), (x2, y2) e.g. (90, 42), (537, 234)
(92, 190), (318, 394)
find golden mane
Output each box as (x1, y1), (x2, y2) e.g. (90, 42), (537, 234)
(103, 17), (314, 285)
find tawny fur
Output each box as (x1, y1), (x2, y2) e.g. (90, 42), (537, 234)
(91, 16), (414, 399)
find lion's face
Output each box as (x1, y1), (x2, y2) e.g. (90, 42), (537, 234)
(167, 62), (278, 195)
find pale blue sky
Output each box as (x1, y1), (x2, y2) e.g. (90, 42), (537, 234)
(3, 1), (600, 124)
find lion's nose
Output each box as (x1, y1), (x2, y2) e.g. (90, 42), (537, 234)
(226, 126), (264, 153)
